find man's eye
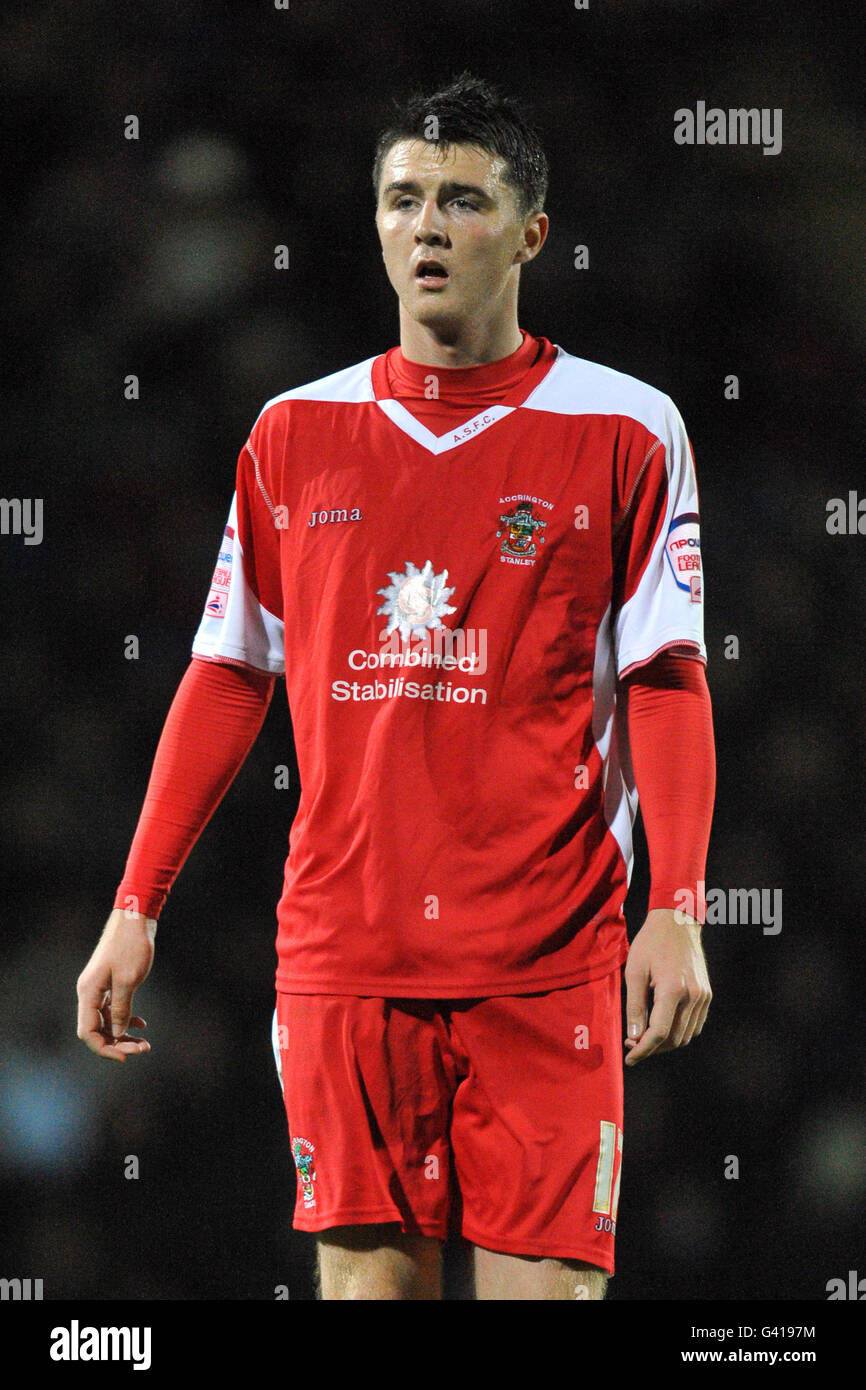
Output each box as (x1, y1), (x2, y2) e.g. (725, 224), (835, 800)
(453, 198), (479, 210)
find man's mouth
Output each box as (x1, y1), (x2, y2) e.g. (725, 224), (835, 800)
(414, 259), (449, 288)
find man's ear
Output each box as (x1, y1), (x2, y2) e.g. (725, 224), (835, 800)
(514, 211), (549, 264)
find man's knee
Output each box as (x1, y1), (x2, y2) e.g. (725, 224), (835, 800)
(316, 1223), (442, 1300)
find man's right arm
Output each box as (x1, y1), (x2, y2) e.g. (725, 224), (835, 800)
(76, 656), (275, 1061)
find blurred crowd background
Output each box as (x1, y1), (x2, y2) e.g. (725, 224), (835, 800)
(1, 0), (862, 1300)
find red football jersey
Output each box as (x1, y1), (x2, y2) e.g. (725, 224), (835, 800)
(191, 333), (706, 996)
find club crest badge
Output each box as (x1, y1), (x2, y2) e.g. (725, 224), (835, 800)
(291, 1136), (317, 1210)
(496, 501), (547, 562)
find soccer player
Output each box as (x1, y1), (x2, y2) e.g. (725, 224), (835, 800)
(77, 73), (715, 1301)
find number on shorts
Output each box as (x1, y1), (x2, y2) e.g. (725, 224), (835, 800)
(592, 1120), (623, 1219)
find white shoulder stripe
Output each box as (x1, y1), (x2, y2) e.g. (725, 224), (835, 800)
(521, 346), (676, 440)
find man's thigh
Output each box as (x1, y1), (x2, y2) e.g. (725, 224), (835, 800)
(316, 1224), (443, 1300)
(472, 1245), (608, 1300)
(314, 1228), (607, 1300)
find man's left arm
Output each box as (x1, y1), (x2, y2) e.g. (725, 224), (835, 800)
(618, 651), (716, 1065)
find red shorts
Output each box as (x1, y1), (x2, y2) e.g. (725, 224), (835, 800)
(272, 967), (624, 1273)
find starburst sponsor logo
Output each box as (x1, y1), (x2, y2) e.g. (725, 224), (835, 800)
(330, 560), (488, 705)
(376, 559), (457, 641)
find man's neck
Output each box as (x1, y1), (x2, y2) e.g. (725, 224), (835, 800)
(397, 306), (523, 369)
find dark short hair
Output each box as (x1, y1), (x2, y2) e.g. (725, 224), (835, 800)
(372, 71), (549, 216)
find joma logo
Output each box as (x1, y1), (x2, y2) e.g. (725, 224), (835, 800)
(308, 507), (363, 527)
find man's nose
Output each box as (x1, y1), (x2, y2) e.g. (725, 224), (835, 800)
(414, 199), (447, 243)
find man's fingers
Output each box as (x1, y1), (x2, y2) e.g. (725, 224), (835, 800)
(101, 982), (135, 1038)
(685, 989), (711, 1043)
(80, 1015), (134, 1061)
(672, 992), (703, 1048)
(77, 980), (110, 1053)
(86, 1026), (150, 1062)
(624, 988), (680, 1065)
(77, 985), (150, 1063)
(111, 1037), (151, 1056)
(79, 1007), (110, 1055)
(624, 1026), (665, 1065)
(109, 1013), (149, 1054)
(626, 982), (711, 1064)
(671, 973), (711, 1047)
(624, 965), (649, 1044)
(676, 993), (704, 1047)
(77, 997), (99, 1041)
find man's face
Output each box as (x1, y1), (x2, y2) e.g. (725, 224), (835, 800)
(375, 139), (542, 333)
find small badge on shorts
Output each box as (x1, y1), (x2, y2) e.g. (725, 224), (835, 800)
(291, 1136), (317, 1209)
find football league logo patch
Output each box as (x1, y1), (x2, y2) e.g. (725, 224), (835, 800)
(665, 512), (702, 601)
(205, 524), (234, 620)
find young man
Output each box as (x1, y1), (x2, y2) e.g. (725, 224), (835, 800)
(77, 73), (715, 1300)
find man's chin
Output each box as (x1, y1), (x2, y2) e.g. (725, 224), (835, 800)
(402, 294), (464, 333)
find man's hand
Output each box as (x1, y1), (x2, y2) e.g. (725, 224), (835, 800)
(76, 908), (156, 1062)
(624, 908), (711, 1066)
